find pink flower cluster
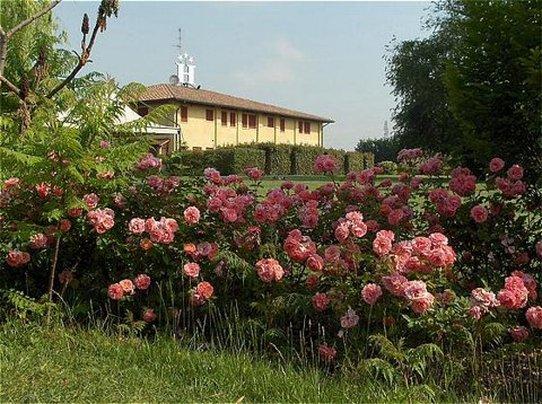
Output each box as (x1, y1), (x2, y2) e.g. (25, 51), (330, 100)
(361, 283), (382, 305)
(206, 184), (254, 224)
(498, 275), (529, 310)
(334, 211), (367, 243)
(108, 274), (151, 300)
(470, 204), (489, 223)
(6, 250), (31, 268)
(183, 241), (219, 261)
(397, 148), (423, 162)
(245, 166), (264, 181)
(469, 288), (500, 320)
(284, 229), (317, 263)
(137, 153), (162, 170)
(191, 281), (214, 306)
(449, 167), (476, 197)
(314, 155), (338, 174)
(255, 258), (284, 283)
(128, 217), (178, 244)
(87, 208), (115, 234)
(146, 175), (180, 194)
(526, 306), (542, 329)
(420, 155), (443, 175)
(429, 188), (461, 217)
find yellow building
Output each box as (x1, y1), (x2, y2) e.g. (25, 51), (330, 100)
(136, 84), (334, 152)
(135, 34), (333, 153)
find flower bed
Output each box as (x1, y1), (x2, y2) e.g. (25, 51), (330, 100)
(1, 148), (541, 366)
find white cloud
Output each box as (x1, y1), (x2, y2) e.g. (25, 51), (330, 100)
(234, 38), (305, 86)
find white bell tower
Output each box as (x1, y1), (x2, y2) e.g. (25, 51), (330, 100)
(173, 29), (196, 86)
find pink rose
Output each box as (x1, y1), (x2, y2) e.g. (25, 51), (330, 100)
(314, 155), (338, 174)
(340, 308), (359, 329)
(470, 205), (489, 223)
(195, 281), (214, 300)
(6, 250), (31, 268)
(318, 344), (337, 362)
(119, 279), (135, 295)
(489, 157), (505, 173)
(312, 292), (330, 312)
(183, 206), (201, 225)
(526, 306), (542, 329)
(361, 283), (383, 305)
(255, 258), (284, 283)
(509, 326), (529, 342)
(507, 164), (523, 181)
(128, 218), (146, 234)
(183, 262), (201, 278)
(108, 283), (124, 300)
(306, 254), (324, 272)
(134, 274), (151, 290)
(83, 193), (99, 210)
(142, 308), (157, 323)
(382, 274), (408, 297)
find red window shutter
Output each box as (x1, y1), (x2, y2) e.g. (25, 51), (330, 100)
(230, 112), (236, 126)
(280, 118), (285, 132)
(137, 106), (149, 117)
(242, 113), (248, 128)
(221, 111), (227, 126)
(249, 114), (256, 128)
(304, 122), (310, 134)
(206, 109), (214, 121)
(180, 106), (188, 122)
(267, 117), (274, 128)
(298, 121), (303, 133)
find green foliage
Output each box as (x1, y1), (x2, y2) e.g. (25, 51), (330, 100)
(356, 137), (401, 163)
(256, 143), (294, 175)
(212, 147), (266, 175)
(387, 0), (542, 178)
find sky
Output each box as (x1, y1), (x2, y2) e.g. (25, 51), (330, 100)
(54, 1), (430, 150)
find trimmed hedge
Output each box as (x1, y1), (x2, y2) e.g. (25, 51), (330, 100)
(167, 146), (373, 176)
(212, 148), (266, 175)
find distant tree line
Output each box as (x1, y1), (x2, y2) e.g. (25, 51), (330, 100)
(356, 137), (400, 163)
(380, 0), (541, 179)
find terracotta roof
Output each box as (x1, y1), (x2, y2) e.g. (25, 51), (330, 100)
(138, 84), (334, 123)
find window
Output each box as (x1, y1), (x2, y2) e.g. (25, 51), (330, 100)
(230, 112), (236, 127)
(304, 122), (311, 134)
(206, 109), (214, 121)
(242, 113), (248, 128)
(221, 111), (228, 126)
(267, 117), (274, 128)
(137, 106), (149, 117)
(298, 121), (303, 133)
(280, 118), (285, 132)
(180, 106), (188, 122)
(184, 65), (189, 73)
(248, 114), (257, 129)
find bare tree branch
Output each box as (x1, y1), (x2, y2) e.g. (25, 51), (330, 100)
(0, 74), (20, 96)
(47, 10), (102, 98)
(6, 0), (62, 39)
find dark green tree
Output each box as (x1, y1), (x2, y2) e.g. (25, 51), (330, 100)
(356, 136), (401, 163)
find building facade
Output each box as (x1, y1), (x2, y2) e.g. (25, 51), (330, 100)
(137, 85), (332, 151)
(135, 34), (333, 152)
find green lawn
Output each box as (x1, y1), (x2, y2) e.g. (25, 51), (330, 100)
(0, 321), (458, 403)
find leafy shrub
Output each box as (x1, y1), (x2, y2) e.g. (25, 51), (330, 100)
(378, 160), (398, 174)
(345, 151), (364, 172)
(256, 143), (294, 176)
(211, 147), (266, 175)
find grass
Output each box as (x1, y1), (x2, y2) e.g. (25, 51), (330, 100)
(0, 320), (459, 403)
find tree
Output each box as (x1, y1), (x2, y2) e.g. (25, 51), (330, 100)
(441, 0), (541, 178)
(387, 0), (542, 179)
(356, 136), (400, 163)
(386, 35), (459, 155)
(0, 0), (120, 132)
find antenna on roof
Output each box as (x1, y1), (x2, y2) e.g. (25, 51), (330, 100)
(177, 28), (182, 52)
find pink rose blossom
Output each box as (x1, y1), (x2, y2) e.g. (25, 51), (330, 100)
(318, 344), (337, 362)
(119, 279), (135, 295)
(83, 193), (99, 210)
(526, 306), (542, 329)
(184, 206), (201, 225)
(312, 292), (330, 312)
(142, 308), (157, 323)
(29, 233), (48, 249)
(183, 262), (201, 278)
(128, 218), (146, 234)
(340, 308), (359, 329)
(108, 283), (124, 300)
(470, 205), (489, 223)
(6, 250), (31, 268)
(314, 155), (338, 174)
(134, 274), (151, 290)
(195, 281), (214, 300)
(255, 258), (284, 283)
(361, 283), (383, 305)
(489, 157), (505, 173)
(507, 164), (523, 181)
(382, 274), (408, 297)
(509, 326), (529, 342)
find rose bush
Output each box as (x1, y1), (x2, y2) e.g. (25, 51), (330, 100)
(1, 146), (541, 364)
